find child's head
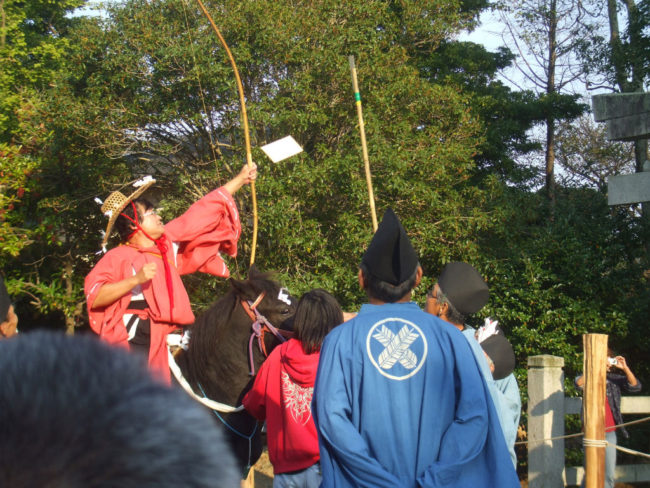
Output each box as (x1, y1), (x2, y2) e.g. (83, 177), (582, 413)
(294, 289), (343, 354)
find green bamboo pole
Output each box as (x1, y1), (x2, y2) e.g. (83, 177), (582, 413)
(349, 55), (378, 232)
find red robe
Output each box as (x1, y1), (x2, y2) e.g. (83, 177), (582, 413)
(85, 187), (241, 383)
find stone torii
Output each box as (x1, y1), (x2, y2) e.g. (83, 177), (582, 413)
(592, 92), (650, 206)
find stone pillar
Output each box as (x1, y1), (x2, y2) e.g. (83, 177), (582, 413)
(528, 355), (565, 488)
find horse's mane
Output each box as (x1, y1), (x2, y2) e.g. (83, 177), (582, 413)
(184, 268), (282, 389)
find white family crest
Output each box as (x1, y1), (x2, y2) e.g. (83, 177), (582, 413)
(281, 372), (313, 425)
(373, 325), (419, 369)
(278, 288), (292, 306)
(366, 318), (427, 380)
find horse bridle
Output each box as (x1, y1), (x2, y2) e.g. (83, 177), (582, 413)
(166, 291), (294, 472)
(241, 292), (294, 375)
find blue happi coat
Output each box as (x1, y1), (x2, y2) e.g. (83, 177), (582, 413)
(462, 327), (521, 467)
(312, 302), (519, 487)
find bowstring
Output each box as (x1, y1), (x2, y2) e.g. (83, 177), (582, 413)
(180, 0), (221, 174)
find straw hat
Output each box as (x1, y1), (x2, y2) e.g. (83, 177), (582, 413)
(99, 176), (156, 248)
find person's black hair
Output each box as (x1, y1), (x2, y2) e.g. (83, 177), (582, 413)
(0, 331), (239, 487)
(293, 289), (343, 354)
(114, 197), (154, 242)
(436, 288), (466, 325)
(359, 262), (419, 303)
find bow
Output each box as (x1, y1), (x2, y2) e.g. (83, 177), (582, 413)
(194, 0), (259, 265)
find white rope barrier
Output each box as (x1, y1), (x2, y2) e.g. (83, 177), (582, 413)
(583, 438), (608, 448)
(516, 432), (583, 445)
(515, 415), (650, 448)
(613, 444), (650, 460)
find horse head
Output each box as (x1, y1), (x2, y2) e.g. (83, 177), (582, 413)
(229, 265), (296, 338)
(181, 266), (296, 401)
(176, 266), (297, 473)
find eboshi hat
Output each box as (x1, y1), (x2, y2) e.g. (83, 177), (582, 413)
(99, 176), (156, 248)
(437, 262), (489, 315)
(361, 208), (419, 285)
(480, 331), (516, 380)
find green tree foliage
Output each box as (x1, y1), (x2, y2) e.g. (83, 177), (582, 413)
(416, 40), (545, 186)
(53, 0), (499, 311)
(0, 0), (85, 137)
(578, 0), (649, 93)
(0, 0), (93, 332)
(555, 114), (635, 190)
(0, 0), (648, 473)
(0, 0), (84, 260)
(483, 187), (639, 370)
(478, 182), (650, 472)
(494, 0), (593, 205)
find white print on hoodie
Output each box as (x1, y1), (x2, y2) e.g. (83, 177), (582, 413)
(282, 371), (313, 425)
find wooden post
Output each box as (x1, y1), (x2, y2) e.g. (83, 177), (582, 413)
(583, 333), (608, 488)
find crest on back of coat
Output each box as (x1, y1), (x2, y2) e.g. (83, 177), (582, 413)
(366, 318), (427, 380)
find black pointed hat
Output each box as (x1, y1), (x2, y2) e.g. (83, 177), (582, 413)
(437, 262), (489, 315)
(361, 208), (419, 285)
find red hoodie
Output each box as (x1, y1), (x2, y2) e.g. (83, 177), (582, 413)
(243, 338), (320, 474)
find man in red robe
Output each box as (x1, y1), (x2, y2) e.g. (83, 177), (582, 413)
(85, 164), (257, 383)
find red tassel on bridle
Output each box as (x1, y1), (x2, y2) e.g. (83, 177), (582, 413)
(121, 202), (175, 323)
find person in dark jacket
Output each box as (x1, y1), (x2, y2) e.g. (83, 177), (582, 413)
(576, 348), (641, 488)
